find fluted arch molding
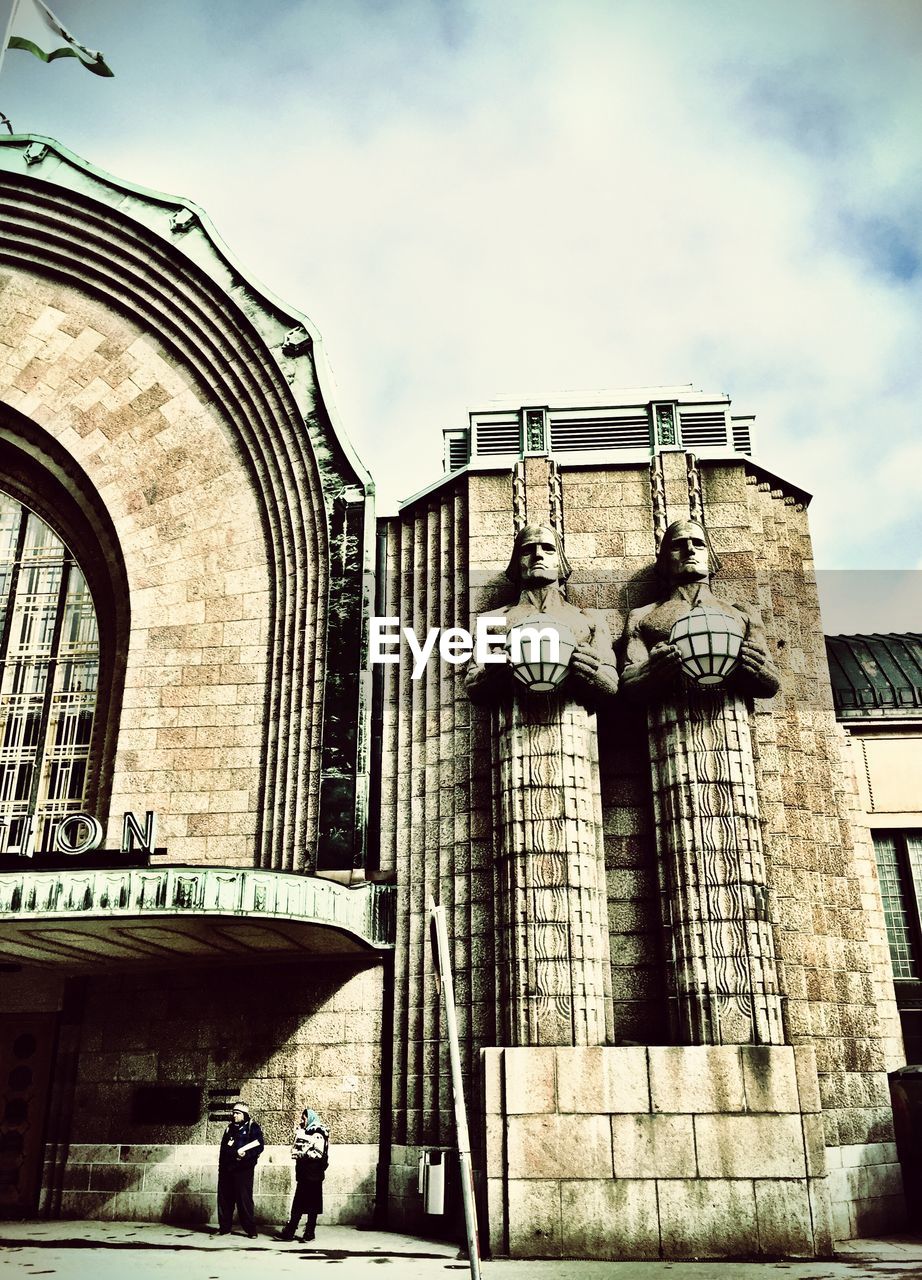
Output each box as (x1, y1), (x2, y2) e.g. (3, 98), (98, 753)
(0, 137), (372, 872)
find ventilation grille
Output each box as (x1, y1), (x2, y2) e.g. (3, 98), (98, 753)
(474, 418), (520, 456)
(679, 410), (729, 449)
(445, 432), (470, 472)
(731, 419), (753, 455)
(549, 413), (650, 452)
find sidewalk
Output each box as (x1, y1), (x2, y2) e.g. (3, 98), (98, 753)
(0, 1218), (459, 1255)
(0, 1220), (921, 1280)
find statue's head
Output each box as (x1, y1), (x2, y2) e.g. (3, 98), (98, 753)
(656, 519), (719, 586)
(505, 523), (572, 590)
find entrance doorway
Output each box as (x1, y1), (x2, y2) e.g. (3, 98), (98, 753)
(0, 1013), (56, 1216)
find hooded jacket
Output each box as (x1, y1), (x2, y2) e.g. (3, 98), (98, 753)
(291, 1109), (329, 1182)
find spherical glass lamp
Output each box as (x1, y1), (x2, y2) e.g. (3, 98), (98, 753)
(505, 616), (577, 692)
(669, 604), (745, 687)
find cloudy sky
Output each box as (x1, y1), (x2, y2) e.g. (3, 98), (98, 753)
(1, 0), (920, 630)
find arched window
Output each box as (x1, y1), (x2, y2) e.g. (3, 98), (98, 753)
(0, 493), (100, 856)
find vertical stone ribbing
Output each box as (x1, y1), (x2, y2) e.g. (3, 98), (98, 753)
(383, 518), (411, 1145)
(686, 452), (704, 525)
(410, 508), (431, 1142)
(426, 499), (446, 1137)
(650, 455), (668, 550)
(494, 694), (614, 1046)
(512, 461), (526, 530)
(648, 689), (785, 1045)
(548, 460), (564, 540)
(399, 515), (421, 1143)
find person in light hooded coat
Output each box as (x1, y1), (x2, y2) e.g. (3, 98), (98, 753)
(278, 1107), (330, 1242)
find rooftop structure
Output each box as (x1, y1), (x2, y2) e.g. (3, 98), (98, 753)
(826, 633), (922, 720)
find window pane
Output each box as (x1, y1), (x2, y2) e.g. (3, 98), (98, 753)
(907, 834), (922, 902)
(0, 494), (99, 857)
(0, 501), (20, 562)
(872, 833), (918, 979)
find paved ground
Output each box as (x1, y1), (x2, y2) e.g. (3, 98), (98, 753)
(0, 1222), (921, 1280)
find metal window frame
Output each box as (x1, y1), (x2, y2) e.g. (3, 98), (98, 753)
(873, 828), (922, 981)
(0, 498), (98, 857)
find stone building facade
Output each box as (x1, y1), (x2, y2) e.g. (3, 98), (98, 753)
(826, 633), (922, 1063)
(0, 135), (392, 1226)
(0, 134), (910, 1257)
(380, 405), (906, 1255)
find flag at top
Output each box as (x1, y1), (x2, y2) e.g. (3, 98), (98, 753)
(4, 0), (113, 76)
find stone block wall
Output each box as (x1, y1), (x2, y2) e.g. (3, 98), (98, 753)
(386, 1144), (419, 1229)
(482, 1044), (834, 1259)
(556, 467), (665, 1043)
(49, 1142), (378, 1227)
(731, 467), (904, 1235)
(826, 1142), (904, 1240)
(43, 958), (384, 1224)
(0, 270), (272, 865)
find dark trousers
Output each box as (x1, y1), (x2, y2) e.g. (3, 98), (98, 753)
(217, 1163), (256, 1234)
(283, 1179), (322, 1237)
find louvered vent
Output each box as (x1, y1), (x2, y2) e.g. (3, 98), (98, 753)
(549, 413), (650, 452)
(445, 431), (470, 472)
(731, 418), (753, 455)
(679, 410), (729, 449)
(474, 418), (520, 456)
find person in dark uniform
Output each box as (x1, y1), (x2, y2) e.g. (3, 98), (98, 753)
(216, 1101), (265, 1237)
(278, 1107), (329, 1242)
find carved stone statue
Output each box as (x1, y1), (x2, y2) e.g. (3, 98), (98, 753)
(620, 519), (785, 1045)
(620, 520), (779, 701)
(465, 524), (619, 705)
(465, 524), (616, 1047)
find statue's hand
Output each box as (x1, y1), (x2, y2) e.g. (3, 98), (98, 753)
(738, 638), (769, 676)
(732, 634), (780, 697)
(464, 644), (511, 704)
(570, 641), (619, 699)
(570, 642), (600, 677)
(648, 641), (683, 677)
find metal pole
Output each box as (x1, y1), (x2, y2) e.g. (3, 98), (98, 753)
(429, 898), (482, 1280)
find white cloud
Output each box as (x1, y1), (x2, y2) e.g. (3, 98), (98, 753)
(5, 0), (921, 614)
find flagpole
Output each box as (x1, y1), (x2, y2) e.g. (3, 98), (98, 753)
(0, 0), (22, 82)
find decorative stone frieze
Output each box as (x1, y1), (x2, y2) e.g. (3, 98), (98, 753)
(0, 868), (396, 961)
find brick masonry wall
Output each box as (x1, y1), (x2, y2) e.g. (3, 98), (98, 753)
(483, 1044), (834, 1260)
(0, 269), (270, 866)
(45, 959), (384, 1225)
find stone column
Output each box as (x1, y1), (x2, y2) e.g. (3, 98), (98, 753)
(648, 686), (784, 1045)
(493, 692), (614, 1046)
